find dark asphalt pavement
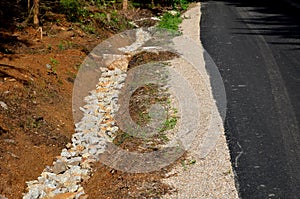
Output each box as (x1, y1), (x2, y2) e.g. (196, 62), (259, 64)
(200, 0), (300, 198)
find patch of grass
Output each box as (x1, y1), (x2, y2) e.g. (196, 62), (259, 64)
(94, 0), (116, 9)
(92, 10), (132, 32)
(93, 12), (107, 20)
(159, 116), (177, 132)
(138, 112), (151, 126)
(59, 0), (131, 35)
(81, 23), (96, 34)
(59, 0), (88, 22)
(158, 12), (182, 31)
(174, 0), (190, 10)
(25, 116), (44, 130)
(159, 103), (178, 132)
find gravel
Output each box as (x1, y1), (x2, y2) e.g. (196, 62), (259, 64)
(0, 101), (8, 110)
(23, 66), (128, 199)
(161, 3), (238, 199)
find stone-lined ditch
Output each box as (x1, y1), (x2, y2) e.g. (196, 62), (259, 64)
(23, 29), (183, 199)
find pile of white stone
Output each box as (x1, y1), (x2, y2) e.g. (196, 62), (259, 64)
(23, 67), (127, 199)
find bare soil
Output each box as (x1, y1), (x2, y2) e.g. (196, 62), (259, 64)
(83, 51), (182, 198)
(0, 7), (180, 199)
(82, 163), (175, 199)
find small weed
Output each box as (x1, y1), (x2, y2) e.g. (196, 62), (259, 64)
(74, 63), (81, 70)
(158, 12), (182, 31)
(81, 24), (96, 34)
(16, 25), (24, 31)
(167, 98), (171, 105)
(189, 159), (196, 165)
(50, 57), (59, 66)
(67, 71), (77, 79)
(172, 0), (190, 10)
(58, 40), (73, 50)
(94, 13), (106, 20)
(159, 116), (177, 132)
(58, 41), (64, 50)
(173, 108), (178, 114)
(114, 132), (133, 146)
(49, 57), (59, 76)
(181, 159), (196, 170)
(176, 0), (189, 10)
(25, 117), (44, 130)
(58, 79), (63, 85)
(66, 40), (73, 48)
(138, 112), (151, 125)
(181, 160), (188, 170)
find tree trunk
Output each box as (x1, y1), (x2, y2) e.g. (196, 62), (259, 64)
(123, 0), (128, 10)
(33, 0), (39, 28)
(28, 0), (30, 13)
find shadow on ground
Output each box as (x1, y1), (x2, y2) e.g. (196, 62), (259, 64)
(202, 0), (300, 50)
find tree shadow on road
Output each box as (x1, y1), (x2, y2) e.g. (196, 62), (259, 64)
(201, 0), (300, 51)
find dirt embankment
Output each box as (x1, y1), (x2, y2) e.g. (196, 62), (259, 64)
(0, 6), (161, 198)
(0, 2), (238, 199)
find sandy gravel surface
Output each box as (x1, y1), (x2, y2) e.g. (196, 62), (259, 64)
(162, 3), (239, 199)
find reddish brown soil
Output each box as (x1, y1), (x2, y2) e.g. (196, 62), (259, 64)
(0, 7), (181, 199)
(83, 163), (175, 199)
(0, 4), (123, 195)
(0, 22), (104, 198)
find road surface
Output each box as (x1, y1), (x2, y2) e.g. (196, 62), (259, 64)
(200, 0), (300, 198)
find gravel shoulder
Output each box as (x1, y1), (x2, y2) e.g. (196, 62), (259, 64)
(162, 3), (239, 198)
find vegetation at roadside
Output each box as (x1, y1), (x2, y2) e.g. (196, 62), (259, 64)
(158, 0), (193, 31)
(58, 0), (194, 33)
(158, 12), (182, 31)
(113, 82), (178, 152)
(0, 0), (197, 36)
(58, 0), (132, 34)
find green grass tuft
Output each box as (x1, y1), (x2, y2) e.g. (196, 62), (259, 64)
(158, 12), (182, 31)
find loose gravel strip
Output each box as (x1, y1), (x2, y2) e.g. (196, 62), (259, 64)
(23, 67), (127, 199)
(162, 3), (238, 198)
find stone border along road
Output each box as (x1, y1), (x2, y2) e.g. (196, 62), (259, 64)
(23, 3), (238, 199)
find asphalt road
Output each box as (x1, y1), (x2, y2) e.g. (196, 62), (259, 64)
(200, 0), (300, 198)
